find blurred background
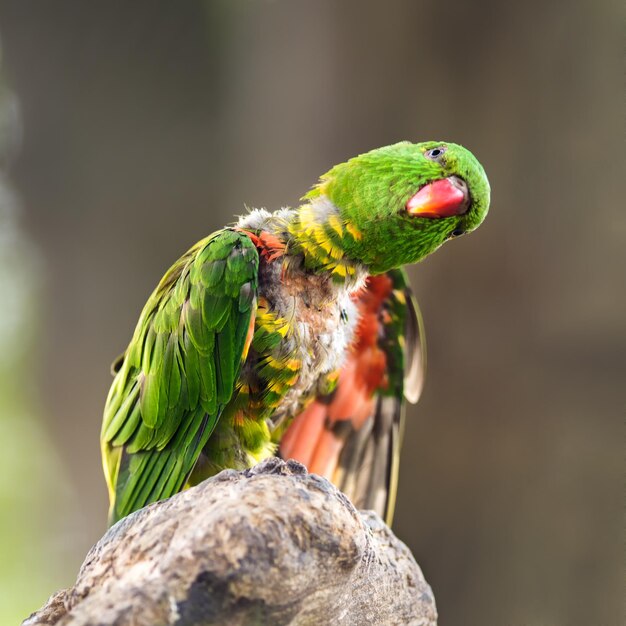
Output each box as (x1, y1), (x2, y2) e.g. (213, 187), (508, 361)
(0, 1), (622, 624)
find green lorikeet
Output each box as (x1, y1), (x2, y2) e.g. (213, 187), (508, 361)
(101, 141), (490, 526)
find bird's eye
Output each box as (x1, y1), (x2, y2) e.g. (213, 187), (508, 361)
(450, 228), (465, 238)
(425, 147), (446, 161)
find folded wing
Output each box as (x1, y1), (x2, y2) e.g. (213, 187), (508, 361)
(101, 229), (259, 525)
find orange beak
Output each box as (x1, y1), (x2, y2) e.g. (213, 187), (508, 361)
(406, 176), (470, 218)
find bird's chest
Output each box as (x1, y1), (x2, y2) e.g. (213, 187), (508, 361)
(246, 260), (359, 424)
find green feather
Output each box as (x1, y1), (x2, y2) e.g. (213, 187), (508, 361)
(199, 352), (217, 415)
(111, 401), (142, 446)
(103, 382), (140, 442)
(238, 282), (254, 313)
(201, 259), (226, 287)
(182, 331), (201, 408)
(202, 294), (230, 331)
(215, 313), (235, 404)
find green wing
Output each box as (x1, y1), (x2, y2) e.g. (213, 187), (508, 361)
(101, 229), (258, 525)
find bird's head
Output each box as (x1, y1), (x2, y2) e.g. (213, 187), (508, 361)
(304, 141), (490, 274)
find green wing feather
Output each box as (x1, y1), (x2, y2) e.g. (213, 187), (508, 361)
(101, 229), (258, 525)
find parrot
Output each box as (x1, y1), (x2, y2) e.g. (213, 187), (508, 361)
(101, 141), (490, 527)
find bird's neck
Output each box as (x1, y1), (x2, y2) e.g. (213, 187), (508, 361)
(237, 198), (368, 291)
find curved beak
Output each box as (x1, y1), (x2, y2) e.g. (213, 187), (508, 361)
(406, 176), (470, 218)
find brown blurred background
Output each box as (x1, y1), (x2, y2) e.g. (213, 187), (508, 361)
(0, 1), (622, 624)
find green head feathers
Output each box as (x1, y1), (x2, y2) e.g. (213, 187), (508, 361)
(304, 141), (490, 274)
